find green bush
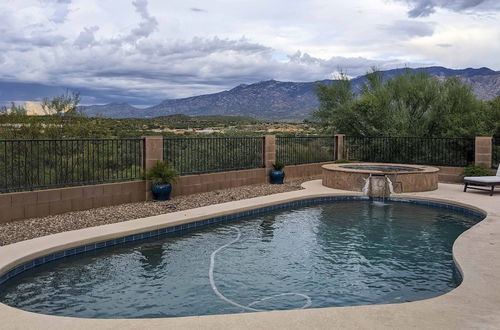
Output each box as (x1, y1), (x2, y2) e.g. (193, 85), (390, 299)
(272, 162), (285, 171)
(146, 161), (179, 184)
(462, 165), (491, 177)
(333, 159), (350, 163)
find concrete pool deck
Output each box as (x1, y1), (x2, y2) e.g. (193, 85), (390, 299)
(0, 181), (499, 329)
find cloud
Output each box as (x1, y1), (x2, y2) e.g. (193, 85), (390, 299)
(380, 20), (435, 38)
(0, 0), (498, 105)
(394, 0), (500, 17)
(40, 0), (72, 23)
(73, 26), (99, 48)
(0, 0), (422, 104)
(125, 0), (158, 42)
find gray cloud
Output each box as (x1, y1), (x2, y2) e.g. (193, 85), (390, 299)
(0, 28), (410, 103)
(40, 0), (72, 23)
(190, 8), (206, 13)
(0, 29), (66, 49)
(0, 0), (444, 104)
(380, 20), (435, 38)
(123, 0), (158, 43)
(73, 26), (99, 49)
(395, 0), (500, 17)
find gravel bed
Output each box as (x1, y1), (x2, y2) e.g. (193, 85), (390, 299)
(0, 177), (319, 246)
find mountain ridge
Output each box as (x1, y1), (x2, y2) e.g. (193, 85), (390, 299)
(78, 66), (500, 120)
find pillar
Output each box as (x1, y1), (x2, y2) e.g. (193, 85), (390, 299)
(335, 134), (345, 160)
(474, 136), (492, 168)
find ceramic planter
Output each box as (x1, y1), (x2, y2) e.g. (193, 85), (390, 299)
(151, 183), (173, 201)
(269, 170), (285, 184)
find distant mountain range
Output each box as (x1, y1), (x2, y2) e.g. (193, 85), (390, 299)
(79, 66), (500, 120)
(3, 66), (499, 121)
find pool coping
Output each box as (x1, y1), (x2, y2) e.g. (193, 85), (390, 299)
(0, 181), (499, 329)
(322, 162), (440, 175)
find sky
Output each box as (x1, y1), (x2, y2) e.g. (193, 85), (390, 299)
(1, 0), (500, 105)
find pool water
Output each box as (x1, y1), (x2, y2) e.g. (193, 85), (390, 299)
(0, 200), (481, 318)
(340, 165), (421, 172)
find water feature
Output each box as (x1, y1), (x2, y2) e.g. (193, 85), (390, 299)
(362, 174), (395, 198)
(322, 163), (439, 193)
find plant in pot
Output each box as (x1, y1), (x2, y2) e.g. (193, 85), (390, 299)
(146, 161), (179, 201)
(269, 162), (285, 184)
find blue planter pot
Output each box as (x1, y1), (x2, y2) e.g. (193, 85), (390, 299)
(269, 170), (285, 184)
(151, 183), (173, 201)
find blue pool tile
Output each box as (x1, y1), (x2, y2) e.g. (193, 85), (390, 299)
(43, 254), (55, 263)
(85, 244), (96, 251)
(115, 237), (125, 244)
(34, 257), (44, 266)
(24, 260), (35, 270)
(124, 235), (134, 242)
(95, 242), (106, 249)
(159, 228), (167, 235)
(13, 266), (23, 275)
(104, 240), (116, 247)
(54, 251), (66, 259)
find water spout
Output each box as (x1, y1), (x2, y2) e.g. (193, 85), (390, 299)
(362, 174), (371, 196)
(386, 176), (395, 195)
(364, 174), (393, 198)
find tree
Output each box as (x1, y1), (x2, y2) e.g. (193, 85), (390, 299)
(41, 91), (81, 116)
(40, 91), (98, 138)
(486, 96), (500, 137)
(312, 70), (490, 137)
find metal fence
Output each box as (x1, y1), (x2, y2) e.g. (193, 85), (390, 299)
(163, 137), (264, 175)
(276, 136), (335, 165)
(344, 136), (475, 167)
(0, 138), (143, 193)
(493, 138), (500, 168)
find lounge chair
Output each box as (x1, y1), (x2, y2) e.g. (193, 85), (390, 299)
(463, 166), (500, 196)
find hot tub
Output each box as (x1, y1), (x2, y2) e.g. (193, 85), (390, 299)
(322, 162), (439, 193)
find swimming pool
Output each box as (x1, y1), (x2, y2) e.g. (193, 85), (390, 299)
(0, 199), (483, 319)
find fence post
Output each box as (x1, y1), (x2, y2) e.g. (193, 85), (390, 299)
(142, 136), (164, 200)
(474, 136), (492, 168)
(264, 135), (276, 172)
(143, 136), (164, 170)
(334, 134), (345, 160)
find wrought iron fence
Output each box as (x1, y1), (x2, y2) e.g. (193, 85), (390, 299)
(344, 136), (475, 167)
(493, 138), (500, 168)
(0, 138), (143, 193)
(163, 137), (264, 175)
(276, 136), (335, 165)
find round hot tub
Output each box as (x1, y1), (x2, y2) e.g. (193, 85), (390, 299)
(322, 162), (439, 193)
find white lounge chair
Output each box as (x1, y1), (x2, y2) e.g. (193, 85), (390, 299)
(463, 166), (500, 196)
